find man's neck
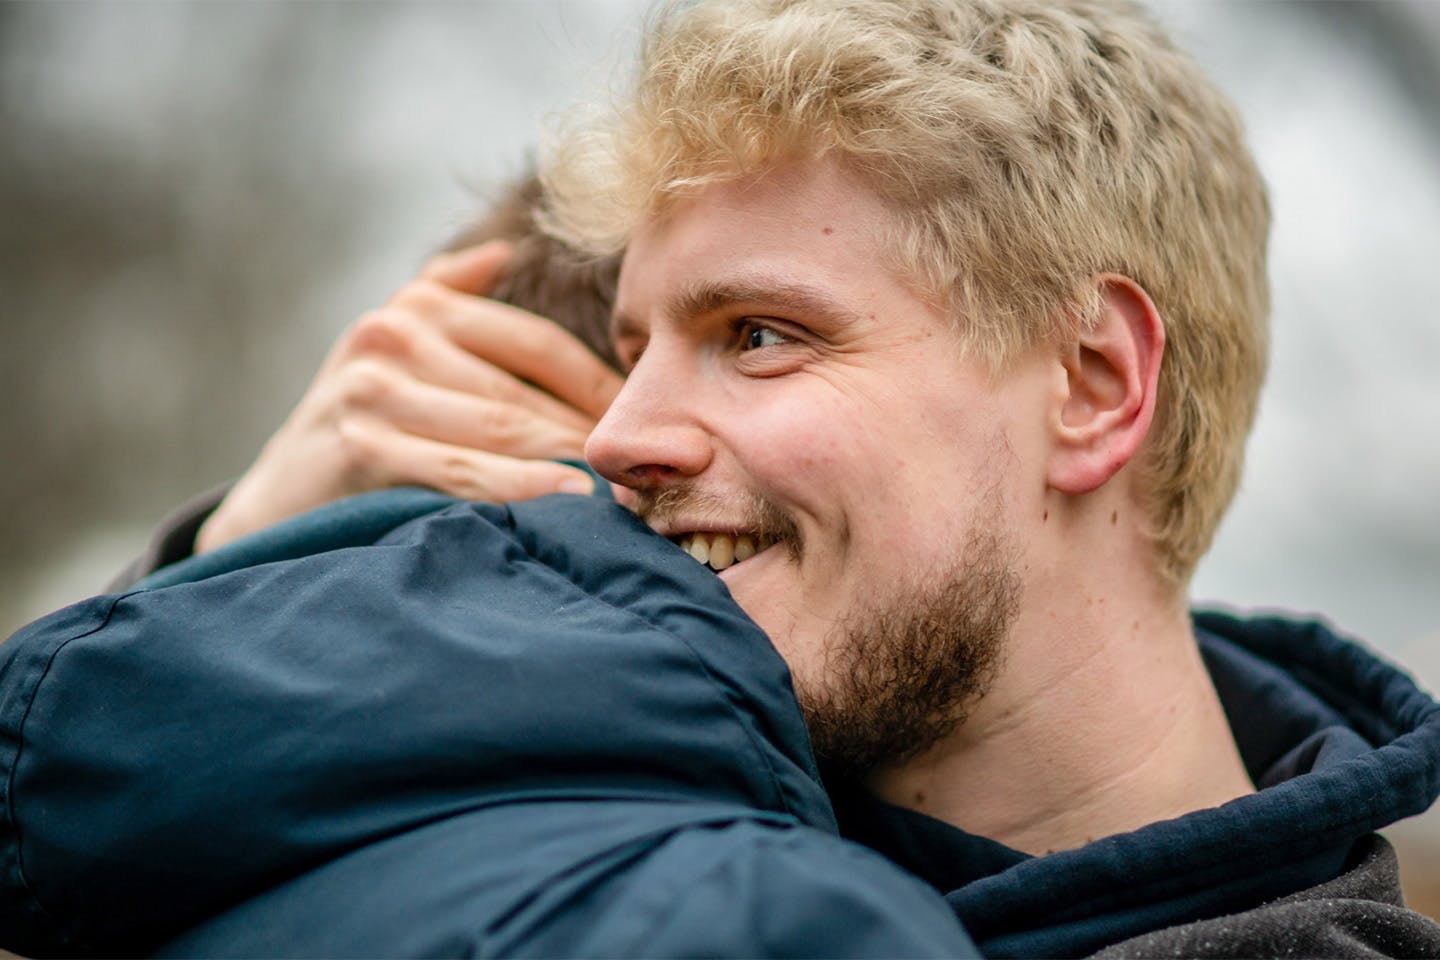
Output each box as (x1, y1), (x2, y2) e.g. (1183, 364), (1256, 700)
(865, 580), (1255, 856)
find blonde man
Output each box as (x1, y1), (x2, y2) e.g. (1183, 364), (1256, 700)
(529, 0), (1439, 954)
(81, 1), (1440, 955)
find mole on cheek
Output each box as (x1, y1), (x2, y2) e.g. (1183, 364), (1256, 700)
(822, 226), (834, 235)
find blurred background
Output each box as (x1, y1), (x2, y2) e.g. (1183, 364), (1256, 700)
(2, 0), (1437, 916)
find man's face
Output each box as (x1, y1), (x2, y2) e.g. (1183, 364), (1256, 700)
(586, 157), (1050, 775)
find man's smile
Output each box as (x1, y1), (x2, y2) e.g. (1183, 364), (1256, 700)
(671, 530), (778, 572)
(635, 484), (804, 578)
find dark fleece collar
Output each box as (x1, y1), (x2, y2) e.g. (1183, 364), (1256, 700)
(832, 610), (1440, 958)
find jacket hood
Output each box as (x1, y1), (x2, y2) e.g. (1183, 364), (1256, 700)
(834, 609), (1440, 957)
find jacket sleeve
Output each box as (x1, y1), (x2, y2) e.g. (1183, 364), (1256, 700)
(151, 801), (979, 958)
(0, 495), (978, 958)
(574, 819), (980, 958)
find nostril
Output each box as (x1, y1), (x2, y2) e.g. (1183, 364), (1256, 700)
(624, 463), (685, 488)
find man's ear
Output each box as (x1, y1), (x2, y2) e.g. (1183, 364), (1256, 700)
(1047, 274), (1165, 495)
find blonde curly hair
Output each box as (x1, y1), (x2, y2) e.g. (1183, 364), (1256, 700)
(542, 0), (1270, 584)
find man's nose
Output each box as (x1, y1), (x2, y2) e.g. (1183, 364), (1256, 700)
(585, 344), (713, 490)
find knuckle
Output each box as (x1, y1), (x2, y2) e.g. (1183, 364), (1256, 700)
(337, 358), (396, 409)
(333, 415), (381, 477)
(387, 279), (445, 314)
(435, 453), (496, 502)
(435, 454), (551, 505)
(472, 403), (520, 447)
(482, 371), (522, 405)
(346, 310), (415, 359)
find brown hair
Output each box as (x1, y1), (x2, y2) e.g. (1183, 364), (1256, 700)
(445, 173), (621, 371)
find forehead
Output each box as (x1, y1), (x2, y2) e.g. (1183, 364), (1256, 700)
(613, 157), (909, 336)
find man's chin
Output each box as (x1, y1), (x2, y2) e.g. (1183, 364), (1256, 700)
(789, 533), (1021, 781)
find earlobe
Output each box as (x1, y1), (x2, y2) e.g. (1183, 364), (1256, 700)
(1047, 275), (1165, 495)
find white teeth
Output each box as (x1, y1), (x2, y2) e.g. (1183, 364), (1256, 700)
(733, 535), (756, 562)
(687, 535), (710, 565)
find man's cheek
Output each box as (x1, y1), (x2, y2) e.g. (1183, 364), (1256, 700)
(737, 391), (862, 473)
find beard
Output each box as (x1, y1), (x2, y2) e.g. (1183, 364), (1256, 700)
(799, 524), (1020, 781)
(636, 482), (1020, 781)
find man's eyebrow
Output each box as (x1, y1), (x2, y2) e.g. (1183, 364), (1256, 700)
(670, 277), (862, 329)
(610, 276), (862, 345)
(609, 276), (867, 351)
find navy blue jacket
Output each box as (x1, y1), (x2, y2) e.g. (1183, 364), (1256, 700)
(0, 493), (978, 958)
(6, 489), (1440, 957)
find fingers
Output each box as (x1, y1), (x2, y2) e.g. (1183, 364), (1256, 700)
(419, 241), (512, 296)
(198, 244), (620, 555)
(337, 423), (597, 502)
(410, 239), (626, 425)
(390, 281), (624, 420)
(333, 361), (590, 462)
(340, 308), (597, 434)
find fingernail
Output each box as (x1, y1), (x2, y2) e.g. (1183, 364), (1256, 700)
(557, 474), (594, 495)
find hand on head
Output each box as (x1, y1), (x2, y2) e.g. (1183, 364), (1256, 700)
(195, 191), (626, 555)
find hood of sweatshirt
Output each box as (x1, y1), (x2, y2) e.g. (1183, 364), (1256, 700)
(833, 609), (1440, 957)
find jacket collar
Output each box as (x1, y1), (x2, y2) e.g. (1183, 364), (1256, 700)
(833, 610), (1440, 957)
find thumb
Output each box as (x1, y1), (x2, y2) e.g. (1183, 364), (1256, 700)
(421, 240), (512, 296)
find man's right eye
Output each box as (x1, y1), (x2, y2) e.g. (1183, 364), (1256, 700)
(737, 320), (791, 351)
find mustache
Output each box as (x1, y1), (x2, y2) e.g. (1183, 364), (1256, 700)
(635, 485), (803, 560)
